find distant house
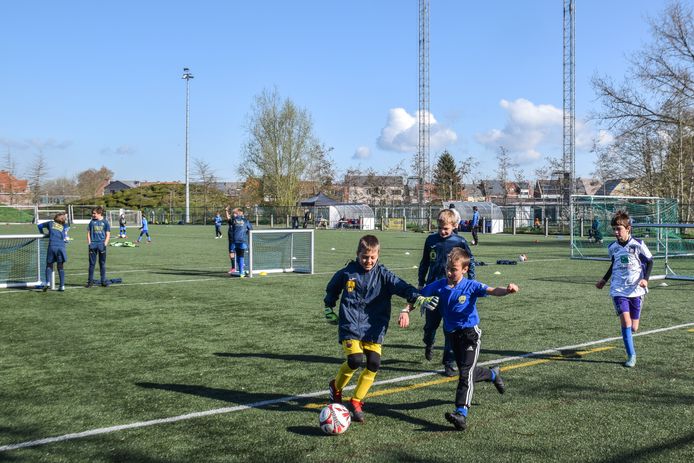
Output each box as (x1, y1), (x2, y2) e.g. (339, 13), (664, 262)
(0, 170), (30, 204)
(595, 178), (634, 196)
(534, 179), (563, 199)
(576, 178), (603, 196)
(515, 181), (532, 199)
(461, 183), (485, 201)
(343, 175), (406, 205)
(212, 181), (244, 198)
(104, 180), (140, 195)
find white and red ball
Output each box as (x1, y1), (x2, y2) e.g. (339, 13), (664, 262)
(319, 403), (351, 435)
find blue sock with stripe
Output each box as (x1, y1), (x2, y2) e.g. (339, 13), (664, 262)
(621, 326), (635, 357)
(455, 406), (468, 417)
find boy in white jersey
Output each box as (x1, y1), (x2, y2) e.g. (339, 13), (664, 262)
(595, 210), (653, 368)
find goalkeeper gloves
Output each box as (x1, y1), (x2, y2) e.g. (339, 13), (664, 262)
(413, 296), (439, 316)
(324, 307), (338, 324)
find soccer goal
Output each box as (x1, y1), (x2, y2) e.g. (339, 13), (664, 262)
(107, 209), (143, 228)
(570, 195), (680, 260)
(0, 234), (49, 289)
(247, 229), (314, 277)
(0, 205), (39, 224)
(631, 223), (694, 281)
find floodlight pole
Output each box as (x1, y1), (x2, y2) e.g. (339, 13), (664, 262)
(182, 67), (194, 224)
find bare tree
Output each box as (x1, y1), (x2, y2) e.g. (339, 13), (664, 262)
(77, 166), (113, 199)
(303, 143), (336, 195)
(193, 158), (217, 210)
(241, 88), (321, 207)
(27, 152), (49, 204)
(2, 148), (19, 204)
(495, 146), (513, 204)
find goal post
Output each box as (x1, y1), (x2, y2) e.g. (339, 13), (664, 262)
(107, 209), (143, 228)
(0, 234), (50, 289)
(632, 222), (694, 281)
(248, 229), (314, 277)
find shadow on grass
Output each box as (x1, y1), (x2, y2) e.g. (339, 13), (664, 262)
(213, 352), (422, 372)
(530, 275), (598, 285)
(153, 268), (231, 278)
(480, 348), (621, 365)
(596, 432), (694, 463)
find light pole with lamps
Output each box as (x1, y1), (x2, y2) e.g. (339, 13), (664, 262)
(182, 67), (194, 224)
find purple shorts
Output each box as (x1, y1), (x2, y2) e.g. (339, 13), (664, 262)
(612, 296), (642, 320)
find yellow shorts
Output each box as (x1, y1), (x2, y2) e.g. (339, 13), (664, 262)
(341, 339), (382, 356)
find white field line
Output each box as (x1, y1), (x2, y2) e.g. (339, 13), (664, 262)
(1, 321), (692, 453)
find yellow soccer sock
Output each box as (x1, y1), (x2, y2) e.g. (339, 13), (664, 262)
(353, 369), (377, 402)
(335, 362), (357, 391)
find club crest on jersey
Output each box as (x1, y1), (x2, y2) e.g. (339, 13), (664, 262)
(429, 248), (436, 260)
(458, 295), (467, 304)
(346, 279), (356, 292)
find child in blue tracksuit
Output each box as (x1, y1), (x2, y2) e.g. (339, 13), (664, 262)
(419, 208), (476, 376)
(324, 234), (438, 423)
(86, 206), (111, 287)
(413, 247), (517, 431)
(136, 217), (151, 243)
(37, 212), (69, 291)
(214, 212), (223, 238)
(226, 207), (252, 277)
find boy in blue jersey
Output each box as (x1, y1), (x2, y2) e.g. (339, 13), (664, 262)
(37, 212), (68, 291)
(119, 213), (127, 239)
(419, 209), (476, 376)
(595, 210), (653, 368)
(86, 206), (111, 287)
(214, 212), (223, 238)
(471, 206), (480, 245)
(136, 216), (151, 243)
(324, 234), (438, 423)
(226, 206), (252, 277)
(408, 247), (517, 431)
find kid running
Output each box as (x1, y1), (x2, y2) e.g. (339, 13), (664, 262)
(595, 210), (653, 368)
(324, 234), (438, 423)
(405, 248), (517, 431)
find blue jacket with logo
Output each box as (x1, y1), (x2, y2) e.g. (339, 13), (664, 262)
(324, 261), (420, 344)
(418, 232), (475, 286)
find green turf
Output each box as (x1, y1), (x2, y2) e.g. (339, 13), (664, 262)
(1, 226), (692, 462)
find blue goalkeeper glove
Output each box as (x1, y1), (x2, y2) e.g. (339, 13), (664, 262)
(324, 307), (338, 324)
(413, 296), (439, 316)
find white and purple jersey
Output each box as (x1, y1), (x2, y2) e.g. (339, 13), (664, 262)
(607, 237), (653, 298)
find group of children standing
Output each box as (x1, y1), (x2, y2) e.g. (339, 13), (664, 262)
(323, 208), (652, 431)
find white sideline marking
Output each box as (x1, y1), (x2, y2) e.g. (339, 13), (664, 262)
(1, 321), (692, 453)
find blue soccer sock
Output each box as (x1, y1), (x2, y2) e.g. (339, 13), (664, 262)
(58, 269), (65, 287)
(621, 326), (635, 357)
(238, 256), (245, 274)
(490, 368), (497, 382)
(455, 406), (468, 417)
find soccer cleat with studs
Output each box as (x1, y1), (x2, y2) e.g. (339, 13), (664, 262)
(491, 366), (505, 394)
(444, 364), (457, 377)
(445, 411), (467, 431)
(328, 379), (342, 404)
(349, 399), (365, 423)
(425, 345), (434, 361)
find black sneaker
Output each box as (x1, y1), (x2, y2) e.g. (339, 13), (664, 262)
(85, 282), (93, 288)
(101, 281), (110, 287)
(492, 366), (505, 394)
(444, 364), (457, 377)
(42, 285), (49, 292)
(425, 345), (434, 361)
(445, 412), (467, 431)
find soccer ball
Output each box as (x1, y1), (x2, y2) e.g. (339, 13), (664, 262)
(319, 403), (351, 435)
(519, 254), (527, 262)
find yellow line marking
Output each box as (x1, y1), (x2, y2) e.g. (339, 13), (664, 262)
(304, 345), (616, 409)
(689, 328), (694, 333)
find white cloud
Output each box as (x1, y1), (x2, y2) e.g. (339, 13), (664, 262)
(377, 107), (457, 153)
(101, 145), (136, 156)
(595, 129), (615, 146)
(353, 146), (371, 159)
(475, 98), (599, 164)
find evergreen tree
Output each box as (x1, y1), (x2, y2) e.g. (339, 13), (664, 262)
(433, 150), (461, 200)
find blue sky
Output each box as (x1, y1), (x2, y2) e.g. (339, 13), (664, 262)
(1, 0), (670, 184)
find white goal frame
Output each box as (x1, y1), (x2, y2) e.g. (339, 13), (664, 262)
(247, 229), (314, 277)
(0, 234), (51, 289)
(632, 223), (694, 282)
(107, 209), (143, 228)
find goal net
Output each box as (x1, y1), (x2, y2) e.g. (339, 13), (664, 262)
(0, 234), (48, 288)
(570, 195), (680, 260)
(631, 223), (694, 281)
(107, 209), (143, 228)
(247, 229), (314, 277)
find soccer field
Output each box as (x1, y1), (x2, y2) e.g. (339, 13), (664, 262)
(1, 225), (693, 462)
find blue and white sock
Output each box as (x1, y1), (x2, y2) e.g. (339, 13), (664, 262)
(455, 406), (468, 417)
(621, 326), (635, 357)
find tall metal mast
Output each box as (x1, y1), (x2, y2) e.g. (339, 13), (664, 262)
(418, 0), (430, 205)
(563, 0), (575, 204)
(182, 67), (194, 224)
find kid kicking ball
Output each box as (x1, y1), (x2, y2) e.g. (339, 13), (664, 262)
(319, 403), (351, 435)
